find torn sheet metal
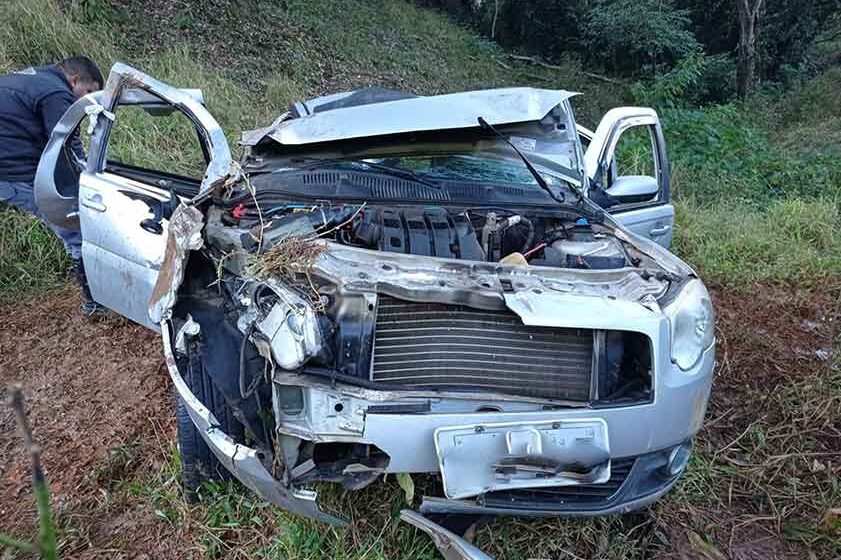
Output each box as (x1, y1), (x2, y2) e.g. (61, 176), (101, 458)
(503, 289), (662, 333)
(103, 63), (235, 200)
(148, 204), (204, 324)
(241, 88), (577, 147)
(160, 321), (345, 525)
(309, 241), (668, 308)
(400, 510), (495, 560)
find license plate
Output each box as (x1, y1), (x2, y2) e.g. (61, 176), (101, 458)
(434, 419), (610, 499)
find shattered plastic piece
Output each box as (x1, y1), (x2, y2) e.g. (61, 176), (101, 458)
(173, 315), (200, 354)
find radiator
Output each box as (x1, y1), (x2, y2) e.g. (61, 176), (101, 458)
(371, 296), (593, 400)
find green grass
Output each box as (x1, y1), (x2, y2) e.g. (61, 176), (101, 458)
(0, 210), (68, 297)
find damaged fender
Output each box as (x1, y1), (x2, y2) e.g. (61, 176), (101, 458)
(149, 204), (205, 323)
(160, 320), (345, 525)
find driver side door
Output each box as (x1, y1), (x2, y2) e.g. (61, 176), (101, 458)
(35, 63), (232, 329)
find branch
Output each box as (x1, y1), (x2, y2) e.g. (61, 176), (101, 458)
(751, 0), (764, 20)
(505, 54), (626, 85)
(8, 384), (59, 560)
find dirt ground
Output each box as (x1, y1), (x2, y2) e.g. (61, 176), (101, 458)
(1, 283), (838, 559)
(0, 288), (185, 558)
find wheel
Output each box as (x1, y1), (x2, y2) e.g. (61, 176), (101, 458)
(175, 334), (244, 501)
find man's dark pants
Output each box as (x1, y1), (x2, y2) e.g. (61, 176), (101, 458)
(0, 180), (82, 259)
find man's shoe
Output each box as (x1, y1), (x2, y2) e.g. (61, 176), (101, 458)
(81, 300), (107, 316)
(72, 257), (106, 317)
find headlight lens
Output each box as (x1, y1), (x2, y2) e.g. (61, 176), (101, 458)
(665, 280), (714, 370)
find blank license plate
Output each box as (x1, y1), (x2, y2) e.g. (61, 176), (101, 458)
(434, 419), (610, 499)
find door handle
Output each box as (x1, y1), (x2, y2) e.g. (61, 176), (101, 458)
(81, 194), (106, 212)
(649, 225), (671, 236)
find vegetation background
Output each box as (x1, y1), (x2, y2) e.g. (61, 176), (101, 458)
(0, 0), (838, 558)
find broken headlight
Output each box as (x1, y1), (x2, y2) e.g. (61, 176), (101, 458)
(665, 280), (714, 371)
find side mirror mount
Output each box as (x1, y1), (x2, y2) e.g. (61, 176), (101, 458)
(605, 175), (659, 204)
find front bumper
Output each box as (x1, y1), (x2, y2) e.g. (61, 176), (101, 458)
(418, 445), (684, 517)
(163, 315), (713, 522)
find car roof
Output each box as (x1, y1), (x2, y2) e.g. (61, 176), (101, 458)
(241, 87), (577, 148)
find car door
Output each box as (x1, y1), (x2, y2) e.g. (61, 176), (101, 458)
(35, 63), (233, 330)
(581, 108), (674, 247)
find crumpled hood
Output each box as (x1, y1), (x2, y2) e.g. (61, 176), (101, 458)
(240, 87), (577, 148)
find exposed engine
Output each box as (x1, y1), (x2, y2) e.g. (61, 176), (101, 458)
(217, 201), (636, 271)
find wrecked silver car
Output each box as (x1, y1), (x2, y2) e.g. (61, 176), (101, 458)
(36, 64), (714, 553)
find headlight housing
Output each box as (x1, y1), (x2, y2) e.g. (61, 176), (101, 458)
(665, 280), (714, 371)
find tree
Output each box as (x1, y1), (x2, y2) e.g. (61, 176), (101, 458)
(734, 0), (764, 98)
(581, 0), (701, 76)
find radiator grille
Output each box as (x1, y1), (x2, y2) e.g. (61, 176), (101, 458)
(371, 296), (593, 400)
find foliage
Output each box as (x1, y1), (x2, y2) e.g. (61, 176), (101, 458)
(660, 81), (841, 286)
(633, 53), (738, 107)
(631, 54), (708, 108)
(759, 0), (841, 76)
(422, 0), (841, 99)
(580, 0), (701, 75)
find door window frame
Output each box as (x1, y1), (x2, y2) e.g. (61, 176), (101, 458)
(582, 108), (671, 212)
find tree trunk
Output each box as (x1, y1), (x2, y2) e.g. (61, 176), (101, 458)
(735, 0), (764, 99)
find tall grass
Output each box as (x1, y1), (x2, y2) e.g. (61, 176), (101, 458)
(661, 87), (841, 288)
(0, 0), (113, 73)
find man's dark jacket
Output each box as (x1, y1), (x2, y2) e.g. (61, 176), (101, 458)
(0, 65), (78, 186)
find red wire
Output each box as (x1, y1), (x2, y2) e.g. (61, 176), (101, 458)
(522, 242), (547, 259)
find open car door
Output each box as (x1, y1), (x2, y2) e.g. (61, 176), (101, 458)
(582, 108), (674, 248)
(35, 63), (233, 329)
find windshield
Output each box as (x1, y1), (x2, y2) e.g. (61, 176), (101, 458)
(251, 118), (585, 205)
(347, 154), (575, 188)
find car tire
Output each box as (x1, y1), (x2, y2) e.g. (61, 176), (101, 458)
(175, 338), (244, 502)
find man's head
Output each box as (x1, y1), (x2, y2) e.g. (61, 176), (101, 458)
(58, 56), (104, 98)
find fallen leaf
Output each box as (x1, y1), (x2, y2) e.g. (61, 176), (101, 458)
(688, 530), (727, 560)
(396, 472), (414, 504)
(821, 508), (841, 534)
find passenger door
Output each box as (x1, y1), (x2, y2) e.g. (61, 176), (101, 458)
(582, 108), (674, 247)
(35, 63), (233, 329)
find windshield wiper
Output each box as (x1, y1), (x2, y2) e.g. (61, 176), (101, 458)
(477, 117), (565, 204)
(349, 160), (442, 189)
